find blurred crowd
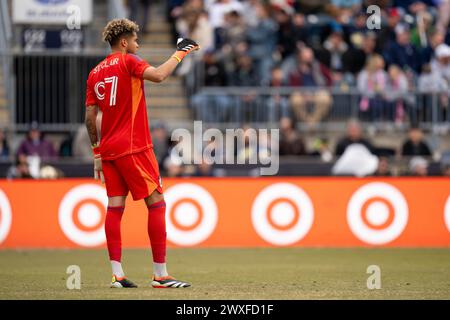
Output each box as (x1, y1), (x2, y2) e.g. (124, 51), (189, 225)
(145, 118), (450, 177)
(165, 0), (450, 125)
(4, 1), (450, 179)
(1, 118), (449, 178)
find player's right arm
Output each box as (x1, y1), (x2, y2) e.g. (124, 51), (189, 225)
(85, 104), (104, 183)
(85, 105), (99, 146)
(142, 38), (200, 83)
(85, 74), (104, 183)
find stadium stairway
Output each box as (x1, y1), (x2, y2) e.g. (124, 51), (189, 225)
(138, 2), (192, 125)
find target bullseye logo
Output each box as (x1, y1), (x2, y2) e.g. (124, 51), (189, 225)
(165, 183), (218, 246)
(347, 182), (408, 245)
(0, 189), (12, 245)
(444, 196), (450, 233)
(58, 184), (108, 247)
(251, 183), (314, 246)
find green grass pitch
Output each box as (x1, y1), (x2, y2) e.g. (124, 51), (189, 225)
(0, 248), (449, 299)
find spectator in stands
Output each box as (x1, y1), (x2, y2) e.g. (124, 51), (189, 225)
(383, 24), (422, 74)
(309, 137), (333, 162)
(322, 29), (350, 72)
(344, 31), (378, 74)
(401, 126), (433, 156)
(408, 156), (429, 176)
(332, 69), (355, 92)
(283, 46), (332, 87)
(230, 54), (260, 122)
(191, 50), (232, 122)
(436, 0), (450, 36)
(208, 0), (245, 29)
(192, 160), (215, 177)
(246, 3), (278, 84)
(231, 54), (258, 86)
(208, 0), (244, 47)
(128, 0), (151, 33)
(421, 29), (446, 64)
(335, 119), (374, 156)
(152, 122), (170, 169)
(220, 10), (248, 80)
(279, 117), (306, 156)
(331, 69), (355, 120)
(326, 0), (362, 24)
(16, 123), (57, 161)
(374, 156), (393, 176)
(410, 10), (435, 50)
(394, 0), (435, 14)
(377, 7), (403, 50)
(176, 5), (214, 61)
(417, 63), (448, 122)
(220, 10), (247, 51)
(6, 154), (33, 180)
(345, 10), (369, 36)
(170, 0), (205, 42)
(265, 66), (290, 122)
(275, 10), (309, 60)
(59, 133), (73, 158)
(0, 130), (10, 160)
(431, 43), (450, 87)
(241, 0), (260, 28)
(201, 49), (228, 87)
(286, 47), (333, 129)
(418, 63), (449, 93)
(440, 152), (450, 176)
(385, 64), (411, 123)
(357, 54), (389, 121)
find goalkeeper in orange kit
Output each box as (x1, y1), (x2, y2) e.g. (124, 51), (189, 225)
(85, 18), (199, 288)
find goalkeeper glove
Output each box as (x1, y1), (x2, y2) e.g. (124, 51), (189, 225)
(92, 145), (105, 184)
(172, 38), (200, 63)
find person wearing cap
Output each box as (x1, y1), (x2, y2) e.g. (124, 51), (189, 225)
(377, 7), (403, 50)
(431, 43), (450, 83)
(408, 156), (429, 176)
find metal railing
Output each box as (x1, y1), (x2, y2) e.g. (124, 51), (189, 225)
(4, 52), (105, 130)
(190, 87), (450, 130)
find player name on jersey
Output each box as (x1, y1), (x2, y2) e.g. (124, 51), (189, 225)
(93, 58), (119, 74)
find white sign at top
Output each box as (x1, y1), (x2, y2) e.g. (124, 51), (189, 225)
(13, 0), (93, 25)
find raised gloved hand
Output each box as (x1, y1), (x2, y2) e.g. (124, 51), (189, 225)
(172, 38), (200, 63)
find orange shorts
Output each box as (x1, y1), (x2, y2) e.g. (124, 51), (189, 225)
(102, 148), (163, 201)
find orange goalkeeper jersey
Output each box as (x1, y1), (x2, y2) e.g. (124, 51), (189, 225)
(86, 52), (152, 160)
